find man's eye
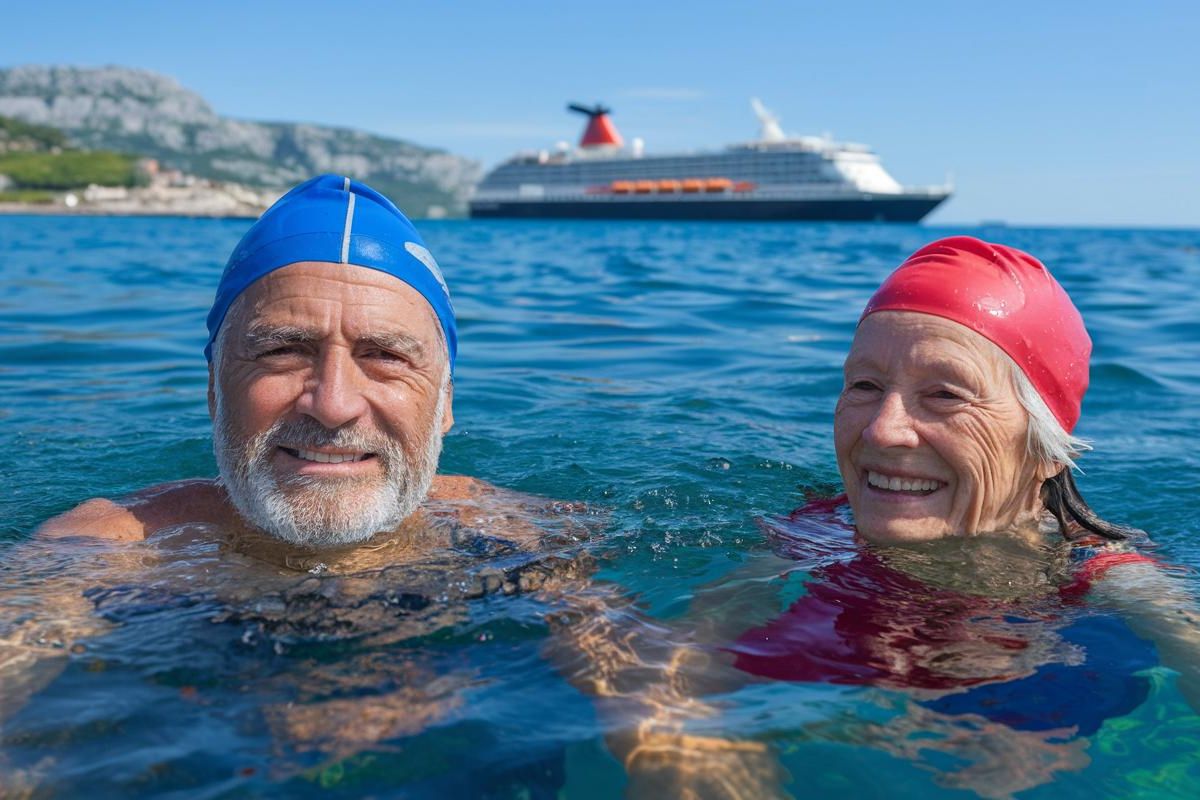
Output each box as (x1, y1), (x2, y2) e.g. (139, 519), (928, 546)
(849, 380), (880, 392)
(365, 348), (408, 363)
(930, 389), (965, 401)
(255, 346), (302, 359)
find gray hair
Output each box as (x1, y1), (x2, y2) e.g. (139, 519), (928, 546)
(1009, 359), (1090, 472)
(210, 319), (232, 369)
(1008, 357), (1141, 540)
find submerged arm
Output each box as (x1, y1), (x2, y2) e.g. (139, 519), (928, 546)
(1091, 557), (1200, 711)
(7, 482), (225, 721)
(0, 533), (148, 770)
(547, 556), (799, 799)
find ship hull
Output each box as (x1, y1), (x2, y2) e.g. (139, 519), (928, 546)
(469, 194), (948, 222)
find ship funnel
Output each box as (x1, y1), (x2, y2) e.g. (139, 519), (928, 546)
(750, 97), (785, 143)
(568, 102), (624, 149)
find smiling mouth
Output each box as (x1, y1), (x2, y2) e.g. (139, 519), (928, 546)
(865, 469), (944, 495)
(279, 447), (375, 464)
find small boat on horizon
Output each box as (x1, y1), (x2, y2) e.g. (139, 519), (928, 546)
(469, 100), (952, 222)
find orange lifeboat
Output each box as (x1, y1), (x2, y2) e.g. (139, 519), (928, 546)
(657, 179), (682, 193)
(611, 180), (634, 194)
(704, 178), (733, 193)
(733, 181), (756, 193)
(634, 180), (656, 194)
(681, 179), (704, 193)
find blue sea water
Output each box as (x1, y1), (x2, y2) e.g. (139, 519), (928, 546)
(2, 216), (1199, 798)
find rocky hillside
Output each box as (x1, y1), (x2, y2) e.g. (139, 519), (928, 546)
(0, 65), (481, 215)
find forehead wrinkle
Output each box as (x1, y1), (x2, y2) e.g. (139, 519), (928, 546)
(226, 264), (448, 368)
(852, 314), (1009, 383)
(910, 334), (1010, 390)
(253, 262), (420, 303)
(842, 350), (884, 375)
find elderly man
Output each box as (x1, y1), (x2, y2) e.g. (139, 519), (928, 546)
(6, 176), (591, 783)
(39, 175), (515, 547)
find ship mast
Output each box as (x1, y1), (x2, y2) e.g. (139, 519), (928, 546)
(567, 103), (624, 149)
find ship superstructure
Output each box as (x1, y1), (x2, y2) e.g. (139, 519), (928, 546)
(469, 101), (951, 222)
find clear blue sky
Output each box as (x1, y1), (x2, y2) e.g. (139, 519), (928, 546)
(4, 0), (1197, 226)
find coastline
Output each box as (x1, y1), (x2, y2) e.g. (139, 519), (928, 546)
(0, 203), (261, 219)
(0, 181), (279, 220)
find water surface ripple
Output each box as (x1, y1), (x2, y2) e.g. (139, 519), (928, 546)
(2, 217), (1199, 798)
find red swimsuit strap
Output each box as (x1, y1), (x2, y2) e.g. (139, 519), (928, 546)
(1059, 551), (1159, 601)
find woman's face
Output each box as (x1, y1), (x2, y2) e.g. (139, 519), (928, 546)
(834, 312), (1048, 543)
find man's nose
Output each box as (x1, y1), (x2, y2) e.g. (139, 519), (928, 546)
(861, 391), (920, 449)
(294, 349), (369, 429)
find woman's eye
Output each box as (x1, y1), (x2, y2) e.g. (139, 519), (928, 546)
(930, 389), (965, 401)
(849, 380), (880, 392)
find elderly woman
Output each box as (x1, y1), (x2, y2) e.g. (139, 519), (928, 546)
(727, 236), (1174, 693)
(834, 235), (1134, 544)
(570, 237), (1200, 799)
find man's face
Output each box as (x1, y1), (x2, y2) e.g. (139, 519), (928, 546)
(209, 261), (453, 547)
(834, 312), (1044, 543)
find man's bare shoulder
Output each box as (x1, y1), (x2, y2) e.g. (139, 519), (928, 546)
(36, 479), (231, 541)
(429, 474), (582, 511)
(428, 474), (506, 501)
(428, 474), (593, 549)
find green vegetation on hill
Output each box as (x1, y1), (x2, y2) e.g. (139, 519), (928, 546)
(0, 114), (141, 190)
(0, 115), (67, 151)
(0, 150), (140, 190)
(0, 189), (54, 204)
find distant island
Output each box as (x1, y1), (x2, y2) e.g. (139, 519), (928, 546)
(0, 65), (481, 218)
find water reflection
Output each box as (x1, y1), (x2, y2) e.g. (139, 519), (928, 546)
(0, 494), (602, 793)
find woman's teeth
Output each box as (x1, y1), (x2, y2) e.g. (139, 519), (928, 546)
(866, 470), (941, 493)
(292, 448), (368, 464)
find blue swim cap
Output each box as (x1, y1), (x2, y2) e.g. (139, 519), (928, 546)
(204, 174), (456, 371)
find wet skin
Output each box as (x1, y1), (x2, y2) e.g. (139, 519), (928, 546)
(20, 261), (594, 769)
(834, 311), (1052, 543)
(206, 260), (453, 542)
(210, 261), (452, 523)
(39, 261), (472, 543)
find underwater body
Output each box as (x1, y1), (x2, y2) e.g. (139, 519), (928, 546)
(2, 217), (1200, 797)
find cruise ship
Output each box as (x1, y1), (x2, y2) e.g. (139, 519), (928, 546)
(469, 101), (951, 222)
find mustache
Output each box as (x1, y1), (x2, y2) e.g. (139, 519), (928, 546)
(212, 393), (446, 546)
(264, 417), (398, 456)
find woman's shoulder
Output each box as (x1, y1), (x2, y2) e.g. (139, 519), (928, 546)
(1060, 535), (1159, 599)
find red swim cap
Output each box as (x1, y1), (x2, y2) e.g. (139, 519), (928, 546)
(861, 236), (1090, 433)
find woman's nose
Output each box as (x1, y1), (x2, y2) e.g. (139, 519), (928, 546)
(861, 391), (920, 449)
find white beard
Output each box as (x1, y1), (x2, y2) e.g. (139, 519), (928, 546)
(213, 391), (444, 549)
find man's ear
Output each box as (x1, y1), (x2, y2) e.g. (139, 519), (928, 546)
(441, 380), (454, 434)
(207, 364), (217, 421)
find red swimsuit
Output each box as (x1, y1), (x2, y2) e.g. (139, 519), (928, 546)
(727, 498), (1158, 734)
